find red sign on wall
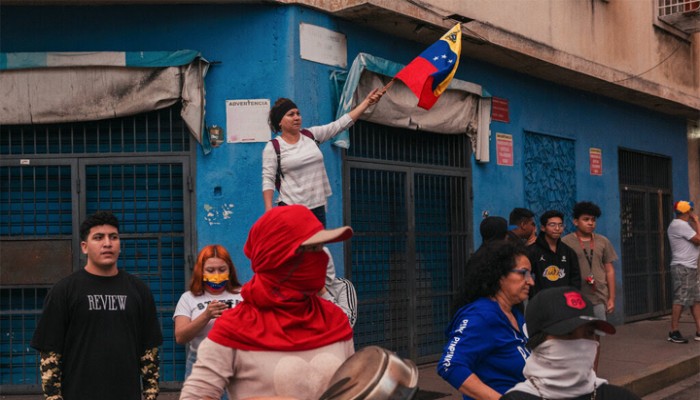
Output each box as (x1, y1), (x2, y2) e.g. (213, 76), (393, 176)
(496, 133), (514, 166)
(491, 97), (510, 123)
(589, 148), (602, 176)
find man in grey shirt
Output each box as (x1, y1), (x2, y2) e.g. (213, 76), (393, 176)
(665, 200), (700, 343)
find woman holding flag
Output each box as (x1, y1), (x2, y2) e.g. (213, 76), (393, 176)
(262, 89), (384, 226)
(262, 23), (462, 227)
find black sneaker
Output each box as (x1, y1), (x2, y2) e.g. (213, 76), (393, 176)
(695, 332), (700, 342)
(668, 331), (688, 344)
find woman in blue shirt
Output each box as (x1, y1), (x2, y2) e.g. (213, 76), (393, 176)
(439, 240), (534, 400)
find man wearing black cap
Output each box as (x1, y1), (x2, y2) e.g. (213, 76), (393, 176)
(502, 287), (640, 400)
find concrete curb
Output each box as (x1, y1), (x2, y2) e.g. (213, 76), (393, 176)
(615, 354), (700, 397)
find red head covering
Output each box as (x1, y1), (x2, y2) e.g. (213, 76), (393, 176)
(208, 205), (354, 351)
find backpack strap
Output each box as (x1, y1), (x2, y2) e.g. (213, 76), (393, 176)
(270, 138), (283, 192)
(300, 129), (320, 146)
(270, 130), (319, 193)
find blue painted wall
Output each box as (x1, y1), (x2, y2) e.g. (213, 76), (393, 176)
(470, 65), (688, 242)
(1, 4), (690, 303)
(0, 4), (428, 283)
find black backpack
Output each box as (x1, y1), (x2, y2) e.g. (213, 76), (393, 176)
(270, 129), (319, 192)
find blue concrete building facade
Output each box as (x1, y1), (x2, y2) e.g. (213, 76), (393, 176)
(0, 3), (691, 390)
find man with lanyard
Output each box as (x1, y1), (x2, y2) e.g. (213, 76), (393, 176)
(562, 201), (618, 371)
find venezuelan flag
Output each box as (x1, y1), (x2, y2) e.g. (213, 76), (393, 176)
(395, 24), (462, 110)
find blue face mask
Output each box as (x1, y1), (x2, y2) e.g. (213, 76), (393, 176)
(205, 280), (228, 290)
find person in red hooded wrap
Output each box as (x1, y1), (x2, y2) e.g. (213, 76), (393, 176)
(179, 205), (355, 400)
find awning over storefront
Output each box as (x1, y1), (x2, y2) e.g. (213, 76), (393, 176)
(0, 50), (209, 147)
(334, 52), (491, 162)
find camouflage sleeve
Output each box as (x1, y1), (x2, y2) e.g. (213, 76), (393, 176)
(140, 346), (160, 400)
(39, 351), (63, 400)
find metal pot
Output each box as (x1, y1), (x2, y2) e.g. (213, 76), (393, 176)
(319, 346), (419, 400)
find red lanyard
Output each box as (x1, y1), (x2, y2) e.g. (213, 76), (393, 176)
(576, 232), (595, 269)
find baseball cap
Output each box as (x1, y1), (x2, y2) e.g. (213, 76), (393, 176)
(674, 201), (694, 214)
(301, 226), (353, 246)
(526, 287), (615, 339)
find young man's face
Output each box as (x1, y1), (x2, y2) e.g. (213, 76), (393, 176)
(542, 217), (564, 241)
(573, 214), (597, 235)
(81, 224), (120, 270)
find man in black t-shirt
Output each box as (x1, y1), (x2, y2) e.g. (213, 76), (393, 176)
(31, 211), (162, 400)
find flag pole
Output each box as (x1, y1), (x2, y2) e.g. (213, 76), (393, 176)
(380, 78), (396, 94)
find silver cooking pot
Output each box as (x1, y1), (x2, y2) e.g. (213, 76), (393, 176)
(319, 346), (419, 400)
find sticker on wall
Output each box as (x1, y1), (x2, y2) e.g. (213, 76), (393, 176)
(226, 99), (271, 143)
(496, 133), (514, 166)
(491, 97), (510, 123)
(589, 147), (602, 176)
(299, 23), (347, 68)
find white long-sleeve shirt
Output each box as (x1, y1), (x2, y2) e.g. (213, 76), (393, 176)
(262, 114), (354, 209)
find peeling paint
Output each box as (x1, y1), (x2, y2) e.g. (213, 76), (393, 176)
(203, 203), (235, 225)
(222, 203), (235, 219)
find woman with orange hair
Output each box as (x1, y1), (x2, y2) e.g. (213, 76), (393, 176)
(173, 245), (243, 389)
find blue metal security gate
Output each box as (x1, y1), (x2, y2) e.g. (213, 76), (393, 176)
(618, 149), (673, 321)
(0, 106), (194, 392)
(344, 121), (471, 363)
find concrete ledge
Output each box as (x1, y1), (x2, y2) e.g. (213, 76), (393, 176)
(618, 355), (700, 398)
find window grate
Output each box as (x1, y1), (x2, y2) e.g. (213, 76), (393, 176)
(0, 106), (189, 156)
(347, 120), (469, 168)
(619, 149), (672, 188)
(0, 165), (73, 238)
(658, 0), (699, 17)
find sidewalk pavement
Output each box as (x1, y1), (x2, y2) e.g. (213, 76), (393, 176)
(2, 313), (698, 400)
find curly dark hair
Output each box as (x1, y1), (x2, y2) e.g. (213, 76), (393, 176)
(79, 211), (120, 241)
(573, 201), (601, 219)
(458, 240), (528, 311)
